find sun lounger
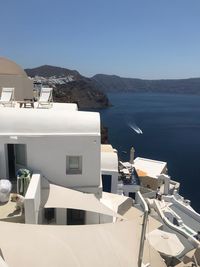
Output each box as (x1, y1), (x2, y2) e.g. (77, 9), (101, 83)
(37, 87), (53, 108)
(0, 87), (15, 107)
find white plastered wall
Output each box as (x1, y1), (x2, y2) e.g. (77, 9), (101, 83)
(0, 135), (101, 191)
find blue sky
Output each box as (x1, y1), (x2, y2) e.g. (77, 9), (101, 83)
(1, 0), (200, 79)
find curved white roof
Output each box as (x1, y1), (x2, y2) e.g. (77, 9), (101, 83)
(0, 57), (27, 76)
(101, 145), (118, 172)
(0, 109), (100, 136)
(101, 152), (118, 172)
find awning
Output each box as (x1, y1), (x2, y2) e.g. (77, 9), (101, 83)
(0, 220), (139, 267)
(44, 184), (123, 218)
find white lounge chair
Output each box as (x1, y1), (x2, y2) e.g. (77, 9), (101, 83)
(0, 87), (15, 107)
(37, 87), (53, 108)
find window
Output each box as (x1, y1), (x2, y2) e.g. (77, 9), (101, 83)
(66, 156), (82, 174)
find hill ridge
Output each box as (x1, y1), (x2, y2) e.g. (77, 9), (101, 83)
(92, 74), (200, 94)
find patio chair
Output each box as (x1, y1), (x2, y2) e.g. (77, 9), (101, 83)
(0, 87), (15, 107)
(37, 87), (53, 108)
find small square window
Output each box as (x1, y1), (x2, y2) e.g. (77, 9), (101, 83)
(66, 156), (82, 174)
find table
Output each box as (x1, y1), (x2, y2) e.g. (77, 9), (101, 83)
(18, 99), (34, 108)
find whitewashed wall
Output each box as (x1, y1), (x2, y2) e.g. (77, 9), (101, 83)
(24, 173), (41, 224)
(0, 135), (100, 190)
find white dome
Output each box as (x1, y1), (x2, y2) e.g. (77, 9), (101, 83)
(0, 57), (27, 76)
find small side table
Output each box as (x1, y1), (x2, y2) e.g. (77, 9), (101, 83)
(18, 99), (34, 108)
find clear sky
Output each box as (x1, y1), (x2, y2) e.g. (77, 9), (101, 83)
(1, 0), (200, 79)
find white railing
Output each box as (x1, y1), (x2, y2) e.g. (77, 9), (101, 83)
(163, 194), (200, 223)
(154, 199), (199, 248)
(136, 191), (149, 267)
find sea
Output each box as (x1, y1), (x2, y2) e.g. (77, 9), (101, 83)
(99, 92), (200, 213)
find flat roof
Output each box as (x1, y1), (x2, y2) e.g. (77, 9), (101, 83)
(134, 157), (167, 178)
(0, 107), (100, 136)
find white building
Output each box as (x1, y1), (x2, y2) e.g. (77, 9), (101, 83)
(0, 58), (168, 267)
(0, 107), (101, 193)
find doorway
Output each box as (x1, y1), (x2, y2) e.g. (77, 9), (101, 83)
(67, 209), (85, 225)
(102, 174), (112, 192)
(7, 144), (27, 180)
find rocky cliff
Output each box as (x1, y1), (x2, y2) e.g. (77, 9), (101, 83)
(25, 65), (110, 109)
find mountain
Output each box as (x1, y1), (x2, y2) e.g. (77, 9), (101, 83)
(92, 74), (200, 94)
(25, 65), (110, 109)
(25, 65), (81, 79)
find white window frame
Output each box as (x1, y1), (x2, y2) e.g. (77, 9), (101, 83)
(66, 156), (82, 174)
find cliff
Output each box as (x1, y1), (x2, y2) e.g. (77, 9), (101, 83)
(92, 74), (200, 94)
(25, 65), (110, 109)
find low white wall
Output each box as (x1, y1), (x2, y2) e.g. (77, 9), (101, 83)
(123, 184), (140, 196)
(24, 173), (41, 224)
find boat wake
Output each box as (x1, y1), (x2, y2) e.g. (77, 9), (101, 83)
(128, 122), (143, 134)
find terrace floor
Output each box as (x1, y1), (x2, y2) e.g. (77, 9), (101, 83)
(0, 194), (25, 223)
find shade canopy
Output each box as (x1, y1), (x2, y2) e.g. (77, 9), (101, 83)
(44, 184), (122, 218)
(146, 229), (184, 256)
(0, 220), (139, 267)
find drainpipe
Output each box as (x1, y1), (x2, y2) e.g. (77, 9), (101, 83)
(137, 191), (149, 267)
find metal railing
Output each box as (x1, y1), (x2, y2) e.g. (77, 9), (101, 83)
(137, 191), (149, 267)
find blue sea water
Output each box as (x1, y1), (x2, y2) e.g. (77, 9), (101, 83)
(99, 93), (200, 213)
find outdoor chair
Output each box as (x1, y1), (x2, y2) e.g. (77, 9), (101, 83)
(0, 87), (15, 107)
(37, 87), (53, 108)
